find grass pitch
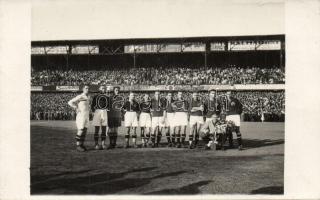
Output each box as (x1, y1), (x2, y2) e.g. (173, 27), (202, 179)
(31, 121), (284, 195)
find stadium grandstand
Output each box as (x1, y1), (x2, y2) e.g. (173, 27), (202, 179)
(31, 35), (285, 122)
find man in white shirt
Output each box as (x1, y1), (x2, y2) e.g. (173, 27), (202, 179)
(68, 85), (91, 152)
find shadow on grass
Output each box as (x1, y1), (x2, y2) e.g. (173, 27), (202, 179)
(31, 166), (157, 194)
(145, 180), (212, 195)
(251, 186), (284, 194)
(77, 170), (188, 194)
(31, 167), (189, 195)
(31, 169), (91, 183)
(241, 139), (284, 149)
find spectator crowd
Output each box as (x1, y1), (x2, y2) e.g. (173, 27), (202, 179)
(31, 66), (285, 86)
(31, 91), (285, 122)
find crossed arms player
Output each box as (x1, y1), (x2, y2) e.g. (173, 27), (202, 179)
(163, 92), (176, 147)
(123, 92), (140, 148)
(107, 86), (124, 149)
(67, 85), (91, 152)
(172, 91), (189, 148)
(139, 93), (152, 147)
(150, 91), (166, 147)
(91, 85), (110, 150)
(189, 91), (204, 149)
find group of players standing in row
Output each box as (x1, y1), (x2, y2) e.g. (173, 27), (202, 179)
(68, 85), (244, 152)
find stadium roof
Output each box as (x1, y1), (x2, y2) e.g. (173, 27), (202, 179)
(31, 35), (285, 46)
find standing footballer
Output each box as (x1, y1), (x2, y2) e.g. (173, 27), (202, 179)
(225, 90), (243, 150)
(150, 91), (166, 148)
(164, 92), (176, 147)
(172, 91), (189, 148)
(67, 85), (91, 152)
(107, 86), (124, 149)
(91, 85), (110, 150)
(123, 92), (140, 148)
(204, 89), (221, 121)
(139, 93), (152, 147)
(189, 90), (204, 149)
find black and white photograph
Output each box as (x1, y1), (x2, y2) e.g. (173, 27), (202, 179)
(29, 0), (286, 195)
(2, 0), (320, 199)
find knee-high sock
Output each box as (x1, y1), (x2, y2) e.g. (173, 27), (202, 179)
(132, 134), (137, 145)
(235, 126), (242, 146)
(171, 133), (176, 144)
(94, 126), (100, 145)
(81, 128), (87, 146)
(101, 126), (107, 144)
(141, 130), (145, 144)
(125, 128), (130, 146)
(181, 133), (186, 144)
(157, 133), (162, 144)
(166, 129), (171, 144)
(227, 127), (233, 146)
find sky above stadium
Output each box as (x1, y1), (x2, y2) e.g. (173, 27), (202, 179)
(32, 0), (284, 41)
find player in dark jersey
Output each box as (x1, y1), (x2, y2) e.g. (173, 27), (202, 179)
(107, 86), (125, 149)
(172, 91), (189, 148)
(188, 91), (204, 149)
(164, 92), (175, 147)
(203, 89), (221, 145)
(225, 90), (243, 150)
(91, 85), (110, 150)
(204, 89), (221, 121)
(139, 93), (152, 147)
(150, 91), (166, 147)
(123, 92), (140, 148)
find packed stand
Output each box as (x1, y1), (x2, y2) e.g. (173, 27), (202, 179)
(31, 91), (285, 122)
(31, 66), (285, 86)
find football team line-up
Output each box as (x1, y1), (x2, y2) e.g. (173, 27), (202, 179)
(68, 85), (244, 152)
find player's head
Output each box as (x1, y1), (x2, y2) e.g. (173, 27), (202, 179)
(167, 92), (173, 101)
(154, 91), (160, 99)
(177, 91), (183, 99)
(99, 85), (106, 93)
(220, 113), (226, 121)
(143, 93), (149, 102)
(211, 115), (218, 123)
(113, 86), (120, 95)
(226, 90), (232, 98)
(192, 91), (198, 100)
(82, 85), (89, 95)
(129, 92), (135, 101)
(106, 85), (112, 93)
(209, 89), (216, 99)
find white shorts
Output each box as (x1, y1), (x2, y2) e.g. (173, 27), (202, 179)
(174, 112), (188, 126)
(226, 114), (241, 126)
(92, 109), (108, 126)
(151, 116), (166, 128)
(124, 112), (139, 127)
(139, 112), (152, 128)
(164, 112), (175, 127)
(189, 116), (204, 126)
(76, 112), (89, 130)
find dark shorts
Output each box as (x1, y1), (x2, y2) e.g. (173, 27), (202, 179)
(108, 118), (122, 128)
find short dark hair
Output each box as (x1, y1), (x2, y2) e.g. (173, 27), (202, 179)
(113, 86), (120, 91)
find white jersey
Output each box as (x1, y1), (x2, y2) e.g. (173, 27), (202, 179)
(68, 93), (90, 129)
(68, 93), (90, 114)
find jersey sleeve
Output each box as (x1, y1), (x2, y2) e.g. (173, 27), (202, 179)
(68, 95), (82, 108)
